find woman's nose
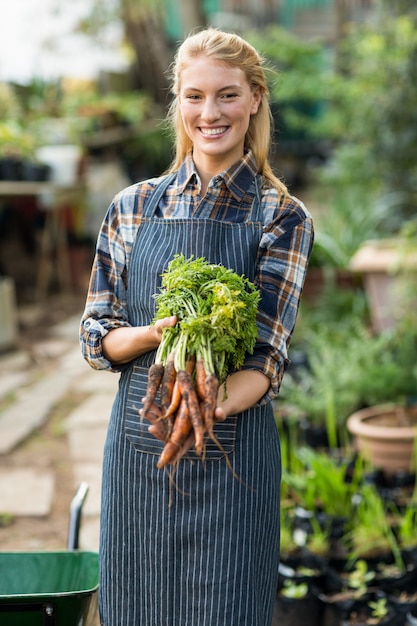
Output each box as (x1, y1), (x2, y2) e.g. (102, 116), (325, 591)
(201, 97), (220, 121)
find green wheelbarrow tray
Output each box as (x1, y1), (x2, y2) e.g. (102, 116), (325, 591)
(0, 550), (99, 625)
(0, 484), (99, 626)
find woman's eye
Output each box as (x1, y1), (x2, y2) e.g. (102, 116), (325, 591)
(186, 94), (201, 100)
(221, 93), (238, 99)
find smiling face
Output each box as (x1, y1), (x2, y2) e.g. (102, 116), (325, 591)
(179, 56), (261, 173)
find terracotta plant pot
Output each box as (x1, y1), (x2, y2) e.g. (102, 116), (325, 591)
(347, 404), (417, 477)
(349, 239), (417, 333)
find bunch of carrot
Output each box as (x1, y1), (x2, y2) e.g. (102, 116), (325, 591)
(141, 254), (260, 468)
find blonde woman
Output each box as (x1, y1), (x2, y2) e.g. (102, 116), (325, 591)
(80, 27), (314, 626)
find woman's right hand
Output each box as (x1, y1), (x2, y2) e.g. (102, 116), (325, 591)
(102, 316), (177, 366)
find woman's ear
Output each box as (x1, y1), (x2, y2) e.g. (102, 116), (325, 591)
(250, 86), (262, 115)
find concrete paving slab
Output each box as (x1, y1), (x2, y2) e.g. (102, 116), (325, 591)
(0, 346), (89, 454)
(79, 516), (100, 552)
(0, 468), (54, 516)
(0, 377), (69, 454)
(51, 314), (82, 341)
(32, 338), (74, 361)
(0, 371), (30, 401)
(73, 462), (102, 516)
(61, 345), (91, 375)
(0, 349), (32, 374)
(76, 369), (120, 395)
(66, 394), (112, 429)
(67, 427), (107, 463)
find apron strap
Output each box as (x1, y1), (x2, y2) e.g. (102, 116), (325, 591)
(250, 175), (263, 223)
(142, 172), (176, 218)
(142, 171), (264, 222)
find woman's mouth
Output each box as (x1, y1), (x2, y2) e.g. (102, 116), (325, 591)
(199, 127), (228, 136)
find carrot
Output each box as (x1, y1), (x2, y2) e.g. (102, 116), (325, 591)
(195, 358), (206, 402)
(177, 369), (205, 455)
(203, 374), (220, 439)
(142, 362), (164, 417)
(201, 374), (242, 483)
(160, 358), (193, 420)
(161, 378), (181, 420)
(169, 431), (195, 465)
(160, 353), (176, 414)
(157, 398), (192, 468)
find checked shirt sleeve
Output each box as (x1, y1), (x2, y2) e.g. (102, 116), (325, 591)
(79, 191), (137, 371)
(242, 192), (314, 402)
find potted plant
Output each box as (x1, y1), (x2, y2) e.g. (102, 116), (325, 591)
(278, 317), (371, 451)
(0, 120), (50, 181)
(319, 559), (376, 626)
(341, 595), (400, 626)
(346, 315), (417, 479)
(273, 577), (323, 626)
(276, 502), (325, 626)
(287, 447), (362, 538)
(341, 484), (404, 572)
(338, 293), (417, 478)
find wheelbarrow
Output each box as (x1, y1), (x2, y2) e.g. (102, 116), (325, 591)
(0, 482), (99, 625)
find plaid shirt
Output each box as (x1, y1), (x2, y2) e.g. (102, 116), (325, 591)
(80, 151), (314, 401)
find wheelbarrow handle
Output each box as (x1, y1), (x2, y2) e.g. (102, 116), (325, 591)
(67, 482), (89, 550)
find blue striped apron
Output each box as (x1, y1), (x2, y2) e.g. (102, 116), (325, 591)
(99, 174), (281, 626)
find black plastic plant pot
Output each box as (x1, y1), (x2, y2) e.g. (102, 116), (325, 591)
(402, 547), (417, 570)
(272, 592), (323, 626)
(20, 160), (51, 181)
(388, 594), (417, 625)
(377, 564), (417, 596)
(316, 511), (348, 540)
(407, 608), (417, 625)
(340, 599), (403, 626)
(0, 157), (21, 180)
(280, 546), (326, 574)
(299, 419), (330, 449)
(319, 593), (371, 626)
(278, 560), (325, 592)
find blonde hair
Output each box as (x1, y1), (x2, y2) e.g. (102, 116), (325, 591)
(166, 28), (288, 197)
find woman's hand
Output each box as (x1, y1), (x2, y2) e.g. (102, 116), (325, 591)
(215, 369), (270, 421)
(102, 316), (177, 365)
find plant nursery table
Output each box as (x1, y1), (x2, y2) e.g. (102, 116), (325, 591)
(0, 181), (85, 299)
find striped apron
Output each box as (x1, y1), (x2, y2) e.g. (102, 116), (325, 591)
(99, 174), (281, 626)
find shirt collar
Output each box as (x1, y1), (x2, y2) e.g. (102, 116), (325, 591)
(175, 151), (258, 201)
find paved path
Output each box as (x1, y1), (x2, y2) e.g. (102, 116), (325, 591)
(0, 313), (119, 551)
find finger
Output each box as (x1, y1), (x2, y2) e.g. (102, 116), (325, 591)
(140, 398), (162, 419)
(214, 407), (227, 423)
(155, 316), (177, 332)
(149, 424), (168, 441)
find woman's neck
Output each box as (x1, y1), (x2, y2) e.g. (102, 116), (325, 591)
(193, 153), (242, 196)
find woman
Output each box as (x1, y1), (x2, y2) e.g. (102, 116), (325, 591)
(80, 28), (314, 626)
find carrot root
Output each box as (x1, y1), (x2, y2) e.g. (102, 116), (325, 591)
(160, 356), (176, 414)
(195, 358), (206, 402)
(203, 374), (220, 438)
(142, 362), (164, 417)
(157, 398), (192, 468)
(161, 378), (181, 420)
(177, 369), (205, 456)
